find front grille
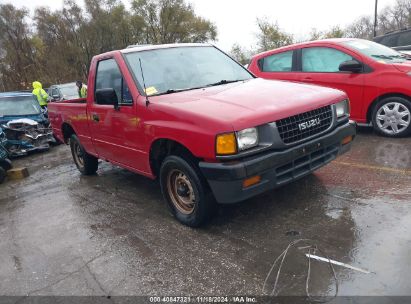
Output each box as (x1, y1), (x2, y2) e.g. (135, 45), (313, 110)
(276, 105), (333, 144)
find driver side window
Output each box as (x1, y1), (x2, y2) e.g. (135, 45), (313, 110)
(95, 59), (133, 105)
(302, 47), (353, 72)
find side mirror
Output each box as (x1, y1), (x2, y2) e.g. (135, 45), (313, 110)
(95, 88), (119, 110)
(339, 60), (363, 73)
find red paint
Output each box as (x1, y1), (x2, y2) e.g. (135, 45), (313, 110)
(48, 45), (348, 179)
(249, 38), (411, 124)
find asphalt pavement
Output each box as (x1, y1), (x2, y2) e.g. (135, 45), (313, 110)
(0, 128), (410, 298)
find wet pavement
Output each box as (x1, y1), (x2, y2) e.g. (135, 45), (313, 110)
(0, 128), (410, 297)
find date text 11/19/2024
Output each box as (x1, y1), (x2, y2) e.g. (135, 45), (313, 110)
(149, 296), (257, 303)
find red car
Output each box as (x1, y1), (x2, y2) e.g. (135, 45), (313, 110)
(249, 38), (411, 137)
(49, 44), (355, 226)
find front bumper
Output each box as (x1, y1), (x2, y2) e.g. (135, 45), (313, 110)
(199, 121), (356, 204)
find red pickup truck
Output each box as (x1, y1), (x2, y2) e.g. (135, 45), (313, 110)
(49, 43), (356, 226)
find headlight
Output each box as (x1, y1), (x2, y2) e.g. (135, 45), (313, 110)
(335, 99), (350, 118)
(216, 127), (259, 156)
(236, 127), (258, 151)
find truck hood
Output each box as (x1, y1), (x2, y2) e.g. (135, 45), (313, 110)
(155, 78), (346, 131)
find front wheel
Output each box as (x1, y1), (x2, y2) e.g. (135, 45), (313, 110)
(160, 155), (215, 227)
(70, 134), (98, 175)
(372, 97), (411, 137)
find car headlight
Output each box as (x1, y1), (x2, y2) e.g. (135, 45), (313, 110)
(335, 99), (350, 118)
(237, 127), (258, 151)
(216, 127), (259, 155)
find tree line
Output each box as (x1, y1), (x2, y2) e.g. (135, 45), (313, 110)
(0, 0), (217, 91)
(1, 0), (411, 91)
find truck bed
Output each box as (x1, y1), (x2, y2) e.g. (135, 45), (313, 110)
(48, 98), (90, 146)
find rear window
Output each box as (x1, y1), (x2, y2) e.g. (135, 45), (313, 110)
(260, 51), (293, 72)
(59, 84), (79, 100)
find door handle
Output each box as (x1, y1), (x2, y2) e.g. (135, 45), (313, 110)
(302, 77), (314, 81)
(92, 114), (100, 122)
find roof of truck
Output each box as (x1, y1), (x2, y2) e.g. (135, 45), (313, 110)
(121, 43), (212, 54)
(0, 91), (33, 98)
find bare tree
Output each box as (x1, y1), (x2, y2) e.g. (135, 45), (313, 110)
(255, 17), (293, 52)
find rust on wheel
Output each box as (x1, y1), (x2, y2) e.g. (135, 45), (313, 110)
(73, 142), (84, 167)
(167, 169), (196, 215)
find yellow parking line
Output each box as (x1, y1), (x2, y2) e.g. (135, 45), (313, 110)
(334, 161), (411, 175)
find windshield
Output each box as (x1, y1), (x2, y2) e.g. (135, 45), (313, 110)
(125, 46), (253, 96)
(343, 40), (407, 63)
(0, 95), (42, 116)
(60, 84), (79, 100)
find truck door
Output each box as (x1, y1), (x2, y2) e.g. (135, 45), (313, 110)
(88, 57), (146, 173)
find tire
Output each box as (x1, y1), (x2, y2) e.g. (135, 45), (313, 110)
(0, 167), (6, 184)
(0, 159), (12, 171)
(372, 97), (411, 137)
(159, 155), (215, 227)
(69, 134), (98, 175)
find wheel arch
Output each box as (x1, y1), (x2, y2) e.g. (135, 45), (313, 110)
(366, 93), (411, 123)
(61, 123), (76, 144)
(149, 138), (198, 178)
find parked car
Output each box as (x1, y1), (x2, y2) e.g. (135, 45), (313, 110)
(49, 43), (356, 227)
(374, 28), (411, 56)
(0, 128), (12, 184)
(0, 92), (49, 125)
(0, 92), (54, 157)
(248, 38), (411, 137)
(49, 82), (79, 102)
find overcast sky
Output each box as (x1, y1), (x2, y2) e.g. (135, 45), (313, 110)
(3, 0), (398, 51)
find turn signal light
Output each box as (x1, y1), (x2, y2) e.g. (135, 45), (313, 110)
(341, 135), (353, 145)
(243, 175), (261, 188)
(216, 133), (237, 155)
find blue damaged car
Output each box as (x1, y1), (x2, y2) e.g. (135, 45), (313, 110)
(0, 92), (54, 157)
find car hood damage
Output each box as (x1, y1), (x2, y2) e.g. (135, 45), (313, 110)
(1, 118), (55, 157)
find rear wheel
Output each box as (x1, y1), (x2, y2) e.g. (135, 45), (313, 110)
(70, 134), (98, 175)
(372, 97), (411, 137)
(160, 155), (215, 227)
(0, 167), (6, 184)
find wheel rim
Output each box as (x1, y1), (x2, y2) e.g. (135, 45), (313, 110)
(73, 142), (84, 167)
(166, 169), (196, 215)
(376, 102), (410, 135)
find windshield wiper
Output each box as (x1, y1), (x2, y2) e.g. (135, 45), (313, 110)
(388, 54), (411, 60)
(372, 54), (410, 61)
(372, 54), (406, 59)
(205, 79), (245, 87)
(371, 54), (392, 59)
(152, 79), (248, 96)
(153, 87), (203, 96)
